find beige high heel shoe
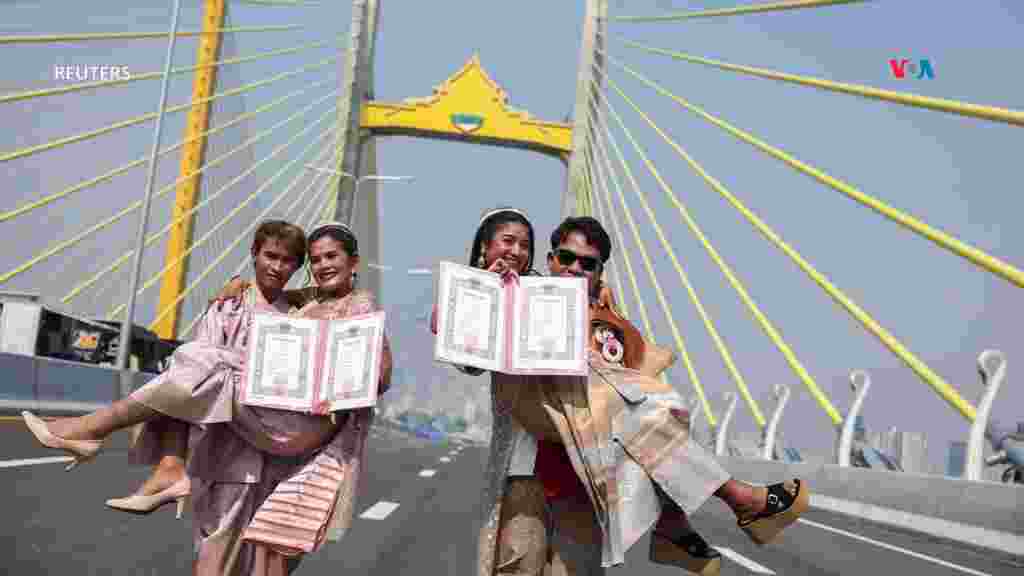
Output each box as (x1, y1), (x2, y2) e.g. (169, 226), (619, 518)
(106, 477), (192, 519)
(22, 411), (103, 471)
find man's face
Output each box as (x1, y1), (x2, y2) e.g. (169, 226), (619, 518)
(252, 237), (300, 294)
(547, 230), (602, 298)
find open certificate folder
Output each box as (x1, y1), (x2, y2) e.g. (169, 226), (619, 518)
(434, 261), (588, 376)
(240, 310), (385, 413)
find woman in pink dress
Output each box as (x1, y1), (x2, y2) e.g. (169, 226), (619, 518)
(23, 220), (392, 575)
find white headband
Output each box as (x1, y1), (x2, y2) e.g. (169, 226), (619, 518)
(478, 207), (529, 226)
(309, 220), (357, 240)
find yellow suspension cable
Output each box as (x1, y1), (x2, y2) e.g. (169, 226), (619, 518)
(109, 105), (338, 321)
(0, 37), (342, 105)
(142, 118), (337, 326)
(65, 88), (334, 303)
(611, 0), (870, 22)
(586, 131), (677, 389)
(587, 105), (760, 428)
(179, 138), (339, 338)
(586, 134), (654, 338)
(2, 86), (335, 290)
(299, 145), (345, 232)
(581, 151), (597, 217)
(308, 174), (340, 230)
(315, 179), (341, 227)
(603, 52), (1024, 290)
(5, 79), (331, 226)
(616, 38), (1024, 128)
(589, 106), (765, 426)
(61, 88), (338, 302)
(602, 73), (977, 423)
(318, 138), (345, 221)
(169, 126), (339, 336)
(586, 108), (718, 427)
(0, 25), (303, 44)
(0, 55), (338, 164)
(155, 124), (337, 332)
(583, 146), (630, 323)
(593, 76), (841, 426)
(320, 189), (339, 224)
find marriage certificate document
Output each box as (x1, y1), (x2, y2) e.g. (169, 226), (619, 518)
(241, 310), (386, 413)
(434, 261), (587, 376)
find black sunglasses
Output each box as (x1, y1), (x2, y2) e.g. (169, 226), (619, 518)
(551, 248), (601, 272)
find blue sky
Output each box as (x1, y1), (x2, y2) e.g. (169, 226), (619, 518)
(2, 0), (1022, 468)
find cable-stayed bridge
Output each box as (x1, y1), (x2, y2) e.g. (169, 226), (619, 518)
(1, 1), (1021, 574)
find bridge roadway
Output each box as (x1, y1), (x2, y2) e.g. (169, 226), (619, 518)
(1, 418), (1020, 575)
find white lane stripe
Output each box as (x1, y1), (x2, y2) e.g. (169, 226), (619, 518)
(419, 469), (436, 477)
(439, 456), (451, 463)
(809, 494), (1022, 556)
(0, 456), (74, 469)
(0, 399), (106, 412)
(713, 547), (775, 574)
(359, 501), (400, 520)
(798, 518), (992, 576)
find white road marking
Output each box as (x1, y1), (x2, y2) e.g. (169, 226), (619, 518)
(798, 518), (993, 576)
(439, 456), (451, 463)
(0, 456), (74, 469)
(714, 547), (775, 574)
(419, 469), (436, 478)
(359, 501), (400, 520)
(809, 494), (1021, 556)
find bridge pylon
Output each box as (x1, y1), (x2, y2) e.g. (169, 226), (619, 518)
(154, 0), (226, 340)
(333, 0), (383, 302)
(563, 0), (607, 218)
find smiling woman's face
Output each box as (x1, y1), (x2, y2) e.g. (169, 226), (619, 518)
(309, 235), (358, 294)
(482, 222), (532, 274)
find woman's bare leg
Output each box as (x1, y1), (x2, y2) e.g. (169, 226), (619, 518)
(45, 397), (159, 442)
(135, 419), (189, 495)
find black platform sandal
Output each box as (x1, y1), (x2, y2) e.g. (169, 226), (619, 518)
(650, 530), (722, 575)
(738, 479), (810, 546)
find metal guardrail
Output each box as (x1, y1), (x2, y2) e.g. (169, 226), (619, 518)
(0, 352), (158, 415)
